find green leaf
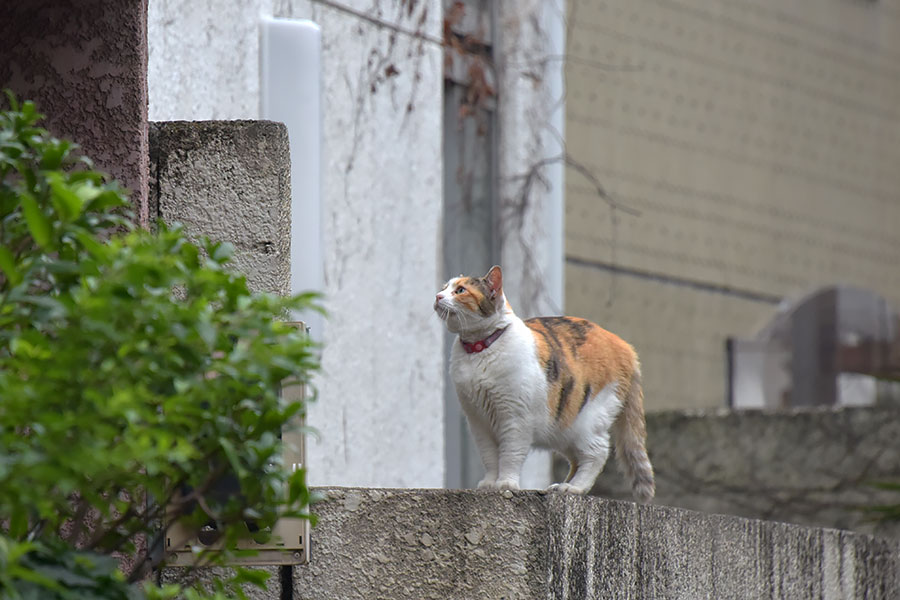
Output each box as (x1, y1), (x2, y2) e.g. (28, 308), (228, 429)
(48, 172), (84, 221)
(218, 437), (248, 479)
(211, 242), (234, 263)
(4, 88), (20, 111)
(19, 192), (51, 247)
(230, 567), (270, 588)
(73, 182), (102, 204)
(73, 230), (107, 259)
(39, 140), (69, 170)
(84, 189), (126, 212)
(0, 245), (22, 286)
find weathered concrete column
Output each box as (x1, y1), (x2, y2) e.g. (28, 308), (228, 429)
(0, 0), (150, 225)
(151, 119), (295, 598)
(149, 120), (291, 296)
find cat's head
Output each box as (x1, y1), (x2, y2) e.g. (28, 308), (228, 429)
(434, 265), (507, 334)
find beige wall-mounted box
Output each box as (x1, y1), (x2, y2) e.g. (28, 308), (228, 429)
(165, 322), (310, 566)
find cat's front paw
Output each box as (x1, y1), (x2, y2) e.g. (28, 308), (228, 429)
(477, 477), (497, 489)
(546, 482), (588, 494)
(493, 478), (520, 491)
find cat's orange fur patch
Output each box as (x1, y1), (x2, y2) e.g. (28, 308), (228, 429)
(453, 277), (495, 316)
(525, 317), (637, 428)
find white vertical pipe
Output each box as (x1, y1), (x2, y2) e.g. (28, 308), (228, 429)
(545, 0), (566, 314)
(260, 18), (323, 336)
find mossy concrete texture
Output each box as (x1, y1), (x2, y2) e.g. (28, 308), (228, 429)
(149, 120), (291, 296)
(292, 488), (900, 600)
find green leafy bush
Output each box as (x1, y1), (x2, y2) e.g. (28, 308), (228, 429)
(0, 94), (321, 598)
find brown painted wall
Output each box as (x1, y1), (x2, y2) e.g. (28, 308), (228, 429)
(564, 0), (900, 410)
(0, 0), (149, 225)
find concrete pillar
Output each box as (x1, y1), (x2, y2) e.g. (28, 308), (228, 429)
(0, 0), (150, 226)
(149, 121), (291, 297)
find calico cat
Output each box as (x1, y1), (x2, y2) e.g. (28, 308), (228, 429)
(434, 265), (655, 502)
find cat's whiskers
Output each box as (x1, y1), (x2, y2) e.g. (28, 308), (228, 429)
(455, 305), (475, 330)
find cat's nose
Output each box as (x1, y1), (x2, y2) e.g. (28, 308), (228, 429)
(435, 294), (443, 302)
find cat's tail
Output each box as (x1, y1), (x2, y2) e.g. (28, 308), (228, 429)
(612, 367), (655, 503)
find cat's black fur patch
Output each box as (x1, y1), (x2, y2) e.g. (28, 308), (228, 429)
(556, 377), (574, 421)
(538, 316), (592, 347)
(531, 318), (565, 352)
(545, 354), (560, 382)
(578, 384), (592, 414)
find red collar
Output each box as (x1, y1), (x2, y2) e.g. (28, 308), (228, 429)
(461, 326), (508, 354)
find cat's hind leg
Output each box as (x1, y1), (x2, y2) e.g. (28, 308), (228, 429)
(546, 452), (578, 492)
(551, 435), (610, 494)
(551, 382), (621, 493)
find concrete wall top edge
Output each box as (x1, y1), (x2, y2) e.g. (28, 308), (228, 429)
(293, 486), (900, 599)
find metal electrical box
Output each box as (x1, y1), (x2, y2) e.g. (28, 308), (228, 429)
(165, 322), (311, 566)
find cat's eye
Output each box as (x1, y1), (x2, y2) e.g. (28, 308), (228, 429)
(454, 286), (466, 294)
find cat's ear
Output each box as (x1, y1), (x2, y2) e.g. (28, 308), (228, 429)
(484, 265), (503, 300)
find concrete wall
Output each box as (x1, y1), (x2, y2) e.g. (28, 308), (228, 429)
(289, 487), (900, 599)
(1, 0), (150, 224)
(148, 0), (445, 487)
(583, 405), (900, 540)
(564, 0), (900, 410)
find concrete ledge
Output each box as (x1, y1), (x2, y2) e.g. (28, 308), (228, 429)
(294, 488), (900, 600)
(149, 120), (291, 295)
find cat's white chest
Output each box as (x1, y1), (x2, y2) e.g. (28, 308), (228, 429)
(449, 322), (546, 419)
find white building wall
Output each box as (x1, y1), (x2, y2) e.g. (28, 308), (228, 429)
(148, 0), (445, 487)
(148, 0), (271, 121)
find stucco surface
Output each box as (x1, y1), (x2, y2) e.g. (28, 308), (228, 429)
(148, 0), (272, 121)
(0, 0), (149, 224)
(584, 405), (900, 540)
(160, 566), (283, 599)
(274, 0), (445, 488)
(288, 487), (900, 599)
(149, 120), (291, 296)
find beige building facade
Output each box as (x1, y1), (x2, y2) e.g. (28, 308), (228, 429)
(564, 0), (900, 410)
